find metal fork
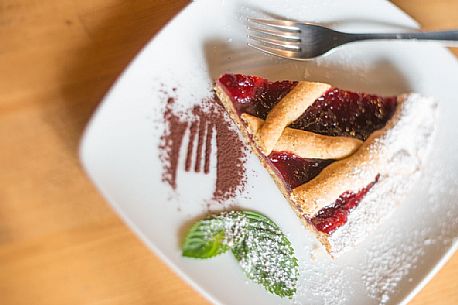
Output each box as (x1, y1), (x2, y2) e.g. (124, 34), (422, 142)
(248, 18), (458, 60)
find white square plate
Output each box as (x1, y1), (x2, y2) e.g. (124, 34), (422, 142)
(80, 1), (458, 304)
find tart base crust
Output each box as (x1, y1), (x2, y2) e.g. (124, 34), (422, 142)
(215, 82), (437, 256)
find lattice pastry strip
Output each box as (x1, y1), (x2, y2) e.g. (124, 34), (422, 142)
(241, 113), (362, 160)
(255, 81), (331, 155)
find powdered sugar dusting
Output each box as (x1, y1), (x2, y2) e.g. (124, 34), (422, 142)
(293, 261), (352, 305)
(237, 227), (299, 296)
(427, 163), (458, 242)
(327, 94), (437, 255)
(202, 211), (299, 297)
(361, 228), (427, 305)
(203, 211), (248, 247)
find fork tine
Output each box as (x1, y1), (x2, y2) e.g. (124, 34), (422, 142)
(248, 18), (300, 32)
(248, 42), (299, 59)
(248, 34), (300, 50)
(247, 26), (300, 41)
(209, 124), (217, 178)
(203, 122), (213, 174)
(179, 122), (191, 174)
(194, 118), (207, 173)
(185, 121), (197, 172)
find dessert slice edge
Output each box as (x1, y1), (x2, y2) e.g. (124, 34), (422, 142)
(215, 74), (437, 256)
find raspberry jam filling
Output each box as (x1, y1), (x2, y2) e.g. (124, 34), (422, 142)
(310, 175), (380, 235)
(217, 74), (393, 232)
(290, 89), (397, 140)
(217, 74), (297, 119)
(268, 151), (334, 191)
(218, 74), (397, 141)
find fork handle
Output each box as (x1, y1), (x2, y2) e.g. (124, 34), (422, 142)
(347, 30), (458, 43)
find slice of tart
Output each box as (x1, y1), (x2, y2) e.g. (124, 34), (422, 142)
(215, 73), (437, 256)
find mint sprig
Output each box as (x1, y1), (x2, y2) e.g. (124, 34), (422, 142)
(182, 211), (298, 298)
(182, 213), (240, 258)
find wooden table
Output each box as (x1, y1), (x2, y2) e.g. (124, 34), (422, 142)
(1, 1), (457, 304)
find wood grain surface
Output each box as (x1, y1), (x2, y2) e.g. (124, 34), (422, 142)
(1, 1), (457, 304)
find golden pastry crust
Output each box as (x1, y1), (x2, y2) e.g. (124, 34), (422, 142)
(255, 81), (331, 155)
(241, 114), (362, 160)
(290, 96), (406, 217)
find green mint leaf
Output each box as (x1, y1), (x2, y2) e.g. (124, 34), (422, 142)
(182, 217), (229, 258)
(232, 211), (299, 298)
(182, 212), (246, 258)
(181, 211), (298, 298)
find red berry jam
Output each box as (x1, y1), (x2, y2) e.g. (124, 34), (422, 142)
(217, 74), (393, 233)
(290, 89), (397, 140)
(218, 74), (397, 141)
(217, 74), (297, 119)
(311, 175), (380, 234)
(268, 151), (333, 191)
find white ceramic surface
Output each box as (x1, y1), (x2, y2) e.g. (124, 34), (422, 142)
(80, 1), (458, 304)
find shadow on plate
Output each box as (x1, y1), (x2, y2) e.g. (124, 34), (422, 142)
(204, 39), (411, 95)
